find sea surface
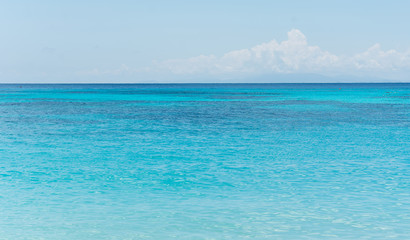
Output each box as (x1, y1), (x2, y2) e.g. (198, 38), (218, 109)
(0, 83), (409, 239)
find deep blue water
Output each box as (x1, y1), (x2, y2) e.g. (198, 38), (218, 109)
(0, 83), (409, 239)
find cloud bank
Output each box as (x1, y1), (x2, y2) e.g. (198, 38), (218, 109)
(159, 29), (410, 80)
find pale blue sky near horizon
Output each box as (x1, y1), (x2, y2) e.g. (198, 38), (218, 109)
(1, 0), (410, 83)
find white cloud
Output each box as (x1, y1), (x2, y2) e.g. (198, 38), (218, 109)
(160, 29), (410, 80)
(351, 44), (410, 71)
(75, 29), (410, 82)
(162, 29), (340, 75)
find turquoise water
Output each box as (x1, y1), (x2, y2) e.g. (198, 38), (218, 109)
(0, 83), (409, 239)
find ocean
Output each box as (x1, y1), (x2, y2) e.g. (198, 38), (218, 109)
(0, 83), (409, 239)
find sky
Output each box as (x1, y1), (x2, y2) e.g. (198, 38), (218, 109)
(1, 0), (410, 83)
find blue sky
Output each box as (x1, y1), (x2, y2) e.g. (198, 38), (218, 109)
(1, 0), (410, 83)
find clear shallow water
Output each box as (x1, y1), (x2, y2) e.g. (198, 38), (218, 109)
(0, 83), (409, 239)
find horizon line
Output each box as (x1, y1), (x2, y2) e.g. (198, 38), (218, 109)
(1, 82), (410, 85)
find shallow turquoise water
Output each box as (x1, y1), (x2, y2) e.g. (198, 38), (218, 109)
(0, 84), (409, 239)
